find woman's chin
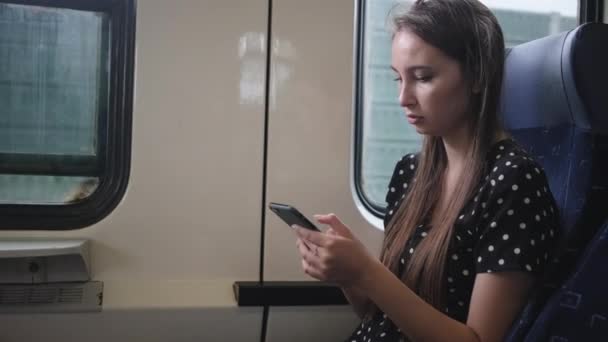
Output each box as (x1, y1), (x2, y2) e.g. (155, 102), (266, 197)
(414, 127), (432, 135)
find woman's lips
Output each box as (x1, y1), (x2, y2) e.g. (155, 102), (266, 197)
(407, 114), (424, 125)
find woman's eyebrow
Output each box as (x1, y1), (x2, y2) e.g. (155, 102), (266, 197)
(391, 65), (433, 73)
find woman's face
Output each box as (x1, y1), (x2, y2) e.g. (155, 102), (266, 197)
(391, 29), (472, 137)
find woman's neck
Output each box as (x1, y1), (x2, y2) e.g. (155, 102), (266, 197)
(442, 124), (472, 174)
(442, 125), (509, 173)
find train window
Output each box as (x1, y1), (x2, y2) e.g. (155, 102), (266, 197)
(355, 0), (579, 217)
(0, 0), (135, 230)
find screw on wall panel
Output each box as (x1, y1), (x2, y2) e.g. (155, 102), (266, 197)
(28, 261), (39, 273)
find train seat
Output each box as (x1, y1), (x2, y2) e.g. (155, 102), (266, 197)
(498, 22), (608, 341)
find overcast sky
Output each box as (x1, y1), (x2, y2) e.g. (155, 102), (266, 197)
(481, 0), (577, 16)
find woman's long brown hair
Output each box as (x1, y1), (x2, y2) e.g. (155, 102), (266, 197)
(366, 0), (506, 317)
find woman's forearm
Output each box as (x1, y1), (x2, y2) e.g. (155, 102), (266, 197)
(359, 260), (480, 342)
(341, 285), (368, 319)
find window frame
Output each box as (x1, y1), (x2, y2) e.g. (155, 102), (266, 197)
(0, 0), (135, 230)
(353, 0), (386, 218)
(580, 0), (605, 22)
(353, 0), (594, 220)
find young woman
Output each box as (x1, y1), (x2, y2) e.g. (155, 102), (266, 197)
(292, 0), (560, 341)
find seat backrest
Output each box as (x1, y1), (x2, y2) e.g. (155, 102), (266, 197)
(498, 23), (608, 340)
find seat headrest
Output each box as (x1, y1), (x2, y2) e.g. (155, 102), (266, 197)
(500, 23), (608, 134)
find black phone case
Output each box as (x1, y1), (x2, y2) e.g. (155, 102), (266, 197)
(268, 202), (320, 231)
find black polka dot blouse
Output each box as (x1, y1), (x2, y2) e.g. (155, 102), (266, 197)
(345, 138), (560, 342)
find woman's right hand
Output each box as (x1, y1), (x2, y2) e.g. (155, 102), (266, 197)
(294, 227), (340, 276)
(295, 226), (369, 318)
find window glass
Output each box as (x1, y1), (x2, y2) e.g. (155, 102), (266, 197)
(358, 0), (578, 210)
(0, 3), (108, 204)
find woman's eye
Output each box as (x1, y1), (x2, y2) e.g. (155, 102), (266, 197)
(393, 77), (402, 82)
(416, 75), (432, 82)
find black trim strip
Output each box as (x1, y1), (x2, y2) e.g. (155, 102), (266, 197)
(259, 0), (273, 284)
(0, 154), (99, 177)
(258, 0), (273, 339)
(0, 0), (119, 11)
(260, 305), (269, 342)
(234, 281), (349, 307)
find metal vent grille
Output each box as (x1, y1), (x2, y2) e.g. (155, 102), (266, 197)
(0, 287), (26, 305)
(0, 285), (83, 305)
(59, 287), (84, 303)
(0, 282), (102, 313)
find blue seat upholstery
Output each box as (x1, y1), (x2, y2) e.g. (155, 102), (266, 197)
(522, 220), (608, 340)
(498, 23), (608, 341)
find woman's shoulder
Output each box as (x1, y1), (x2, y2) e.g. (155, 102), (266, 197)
(389, 152), (420, 184)
(399, 152), (420, 164)
(482, 139), (554, 202)
(385, 152), (419, 204)
(485, 139), (548, 182)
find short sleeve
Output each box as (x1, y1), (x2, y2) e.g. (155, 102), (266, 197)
(475, 159), (560, 275)
(384, 153), (417, 229)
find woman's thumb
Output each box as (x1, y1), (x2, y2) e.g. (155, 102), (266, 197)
(315, 214), (352, 238)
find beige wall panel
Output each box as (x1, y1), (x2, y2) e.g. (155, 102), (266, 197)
(1, 307), (262, 342)
(1, 0), (268, 339)
(266, 306), (359, 342)
(264, 0), (385, 281)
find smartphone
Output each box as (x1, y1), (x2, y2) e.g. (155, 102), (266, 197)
(268, 202), (320, 232)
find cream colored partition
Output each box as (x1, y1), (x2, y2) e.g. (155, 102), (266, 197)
(266, 306), (360, 342)
(265, 0), (384, 282)
(1, 0), (267, 340)
(264, 0), (385, 340)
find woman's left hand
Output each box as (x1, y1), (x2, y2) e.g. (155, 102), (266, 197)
(294, 213), (378, 288)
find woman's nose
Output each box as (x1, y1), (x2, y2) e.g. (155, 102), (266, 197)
(398, 83), (417, 108)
